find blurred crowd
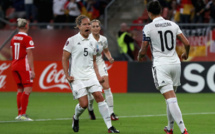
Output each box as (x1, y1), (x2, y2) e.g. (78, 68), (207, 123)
(146, 0), (215, 24)
(122, 0), (215, 61)
(130, 0), (215, 31)
(0, 0), (111, 29)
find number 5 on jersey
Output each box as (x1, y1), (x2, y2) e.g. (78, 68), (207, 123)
(84, 48), (88, 56)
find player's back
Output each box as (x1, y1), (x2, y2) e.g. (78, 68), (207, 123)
(143, 17), (181, 66)
(10, 32), (34, 68)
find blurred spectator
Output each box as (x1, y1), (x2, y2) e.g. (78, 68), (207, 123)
(24, 0), (37, 23)
(206, 0), (215, 29)
(158, 0), (167, 7)
(0, 0), (13, 18)
(96, 0), (109, 19)
(7, 0), (26, 20)
(179, 0), (194, 24)
(117, 23), (135, 60)
(34, 0), (53, 29)
(191, 0), (205, 23)
(53, 0), (67, 29)
(85, 0), (100, 20)
(76, 0), (89, 16)
(66, 0), (81, 23)
(168, 0), (179, 22)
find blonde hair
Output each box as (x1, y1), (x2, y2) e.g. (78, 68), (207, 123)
(91, 19), (101, 26)
(17, 18), (28, 28)
(75, 15), (89, 28)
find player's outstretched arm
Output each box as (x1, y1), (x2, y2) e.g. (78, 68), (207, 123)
(103, 48), (114, 64)
(26, 49), (35, 79)
(93, 55), (104, 83)
(62, 50), (74, 83)
(177, 33), (190, 60)
(138, 41), (149, 62)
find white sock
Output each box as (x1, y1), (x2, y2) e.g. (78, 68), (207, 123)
(98, 101), (112, 129)
(166, 98), (186, 133)
(88, 94), (94, 111)
(74, 104), (85, 120)
(104, 88), (114, 115)
(166, 100), (174, 130)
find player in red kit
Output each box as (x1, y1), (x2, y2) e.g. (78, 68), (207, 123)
(11, 18), (35, 121)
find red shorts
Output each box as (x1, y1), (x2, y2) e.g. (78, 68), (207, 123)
(12, 70), (33, 88)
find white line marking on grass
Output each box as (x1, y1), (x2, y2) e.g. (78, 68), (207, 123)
(119, 112), (215, 118)
(0, 112), (215, 123)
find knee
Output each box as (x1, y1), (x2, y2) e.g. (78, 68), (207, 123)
(93, 93), (104, 103)
(24, 86), (32, 95)
(79, 102), (88, 109)
(102, 82), (110, 89)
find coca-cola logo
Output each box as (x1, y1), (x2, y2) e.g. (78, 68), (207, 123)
(39, 63), (113, 90)
(39, 63), (70, 90)
(0, 63), (10, 89)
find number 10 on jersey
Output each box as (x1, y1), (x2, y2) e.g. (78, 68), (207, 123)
(158, 30), (174, 52)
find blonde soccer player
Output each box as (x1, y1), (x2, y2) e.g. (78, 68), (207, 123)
(11, 18), (35, 121)
(87, 19), (119, 121)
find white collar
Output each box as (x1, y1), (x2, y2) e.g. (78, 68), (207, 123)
(78, 32), (90, 41)
(18, 32), (28, 35)
(89, 33), (101, 42)
(153, 16), (164, 22)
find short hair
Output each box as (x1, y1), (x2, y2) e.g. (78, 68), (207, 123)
(147, 0), (162, 15)
(17, 18), (28, 28)
(91, 19), (101, 26)
(75, 15), (89, 28)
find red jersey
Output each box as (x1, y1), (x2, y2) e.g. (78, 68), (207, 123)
(10, 32), (34, 71)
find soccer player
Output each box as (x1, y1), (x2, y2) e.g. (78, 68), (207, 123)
(87, 19), (119, 121)
(138, 1), (190, 134)
(62, 15), (119, 133)
(11, 18), (35, 121)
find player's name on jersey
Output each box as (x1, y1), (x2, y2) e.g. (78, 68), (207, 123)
(14, 36), (23, 40)
(155, 22), (171, 27)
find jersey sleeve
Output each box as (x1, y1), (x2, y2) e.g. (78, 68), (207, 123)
(103, 37), (108, 49)
(175, 24), (182, 35)
(142, 25), (151, 41)
(63, 38), (73, 53)
(26, 36), (35, 49)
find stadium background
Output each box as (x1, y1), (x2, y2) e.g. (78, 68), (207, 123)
(0, 0), (215, 134)
(0, 0), (215, 93)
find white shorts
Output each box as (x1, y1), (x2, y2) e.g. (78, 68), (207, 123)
(98, 62), (108, 77)
(69, 77), (102, 99)
(152, 64), (181, 94)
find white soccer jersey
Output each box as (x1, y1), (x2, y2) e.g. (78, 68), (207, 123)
(63, 32), (97, 80)
(143, 17), (182, 67)
(89, 33), (108, 65)
(53, 0), (67, 15)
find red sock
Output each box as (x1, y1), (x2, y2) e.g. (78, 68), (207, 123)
(21, 92), (30, 115)
(17, 92), (22, 115)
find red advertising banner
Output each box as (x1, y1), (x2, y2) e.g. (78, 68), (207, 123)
(0, 61), (127, 93)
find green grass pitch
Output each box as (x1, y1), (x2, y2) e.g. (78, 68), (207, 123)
(0, 92), (214, 134)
